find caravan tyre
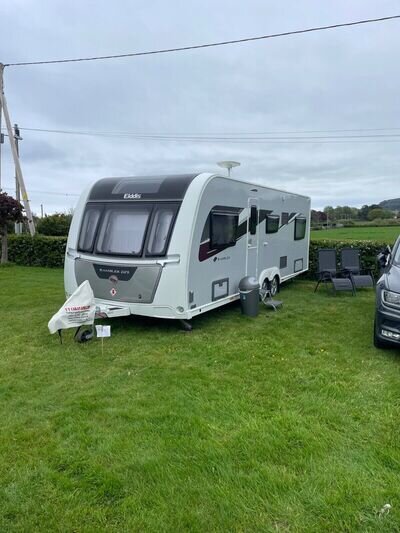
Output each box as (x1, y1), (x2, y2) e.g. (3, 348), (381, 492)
(268, 276), (279, 297)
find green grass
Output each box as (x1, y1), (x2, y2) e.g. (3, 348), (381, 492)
(1, 266), (400, 531)
(311, 226), (400, 242)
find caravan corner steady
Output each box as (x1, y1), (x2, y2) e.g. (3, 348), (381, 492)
(65, 173), (311, 325)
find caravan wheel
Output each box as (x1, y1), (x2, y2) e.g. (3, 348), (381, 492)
(268, 276), (279, 297)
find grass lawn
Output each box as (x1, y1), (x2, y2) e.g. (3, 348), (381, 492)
(311, 226), (399, 242)
(1, 266), (400, 531)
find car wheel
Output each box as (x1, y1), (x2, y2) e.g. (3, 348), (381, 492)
(373, 319), (387, 349)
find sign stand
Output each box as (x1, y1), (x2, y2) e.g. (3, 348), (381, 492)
(95, 325), (111, 356)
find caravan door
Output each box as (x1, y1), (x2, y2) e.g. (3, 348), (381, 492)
(246, 198), (259, 277)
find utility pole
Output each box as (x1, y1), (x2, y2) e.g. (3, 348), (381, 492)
(0, 78), (2, 193)
(14, 123), (23, 233)
(0, 63), (35, 235)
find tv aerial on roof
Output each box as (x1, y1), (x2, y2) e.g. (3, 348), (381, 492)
(217, 160), (241, 177)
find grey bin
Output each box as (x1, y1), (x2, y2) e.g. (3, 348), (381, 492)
(239, 276), (260, 317)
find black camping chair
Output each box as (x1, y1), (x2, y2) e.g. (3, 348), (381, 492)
(340, 248), (374, 289)
(314, 248), (355, 295)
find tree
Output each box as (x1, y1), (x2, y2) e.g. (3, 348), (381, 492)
(311, 210), (327, 224)
(323, 206), (335, 222)
(37, 212), (72, 236)
(0, 192), (24, 264)
(359, 204), (370, 220)
(367, 208), (393, 221)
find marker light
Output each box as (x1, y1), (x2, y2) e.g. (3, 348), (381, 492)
(381, 330), (400, 340)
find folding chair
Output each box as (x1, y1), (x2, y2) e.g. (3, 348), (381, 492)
(314, 248), (355, 295)
(340, 248), (374, 289)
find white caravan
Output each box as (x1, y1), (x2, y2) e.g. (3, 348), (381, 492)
(65, 173), (310, 326)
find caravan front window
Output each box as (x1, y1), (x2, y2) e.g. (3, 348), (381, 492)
(146, 205), (177, 256)
(78, 205), (103, 252)
(96, 205), (152, 256)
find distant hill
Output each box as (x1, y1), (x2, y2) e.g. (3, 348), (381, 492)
(380, 198), (400, 211)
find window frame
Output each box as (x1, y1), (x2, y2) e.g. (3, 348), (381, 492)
(210, 210), (239, 249)
(265, 214), (280, 234)
(294, 216), (307, 241)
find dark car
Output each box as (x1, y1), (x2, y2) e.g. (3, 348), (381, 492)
(374, 236), (400, 348)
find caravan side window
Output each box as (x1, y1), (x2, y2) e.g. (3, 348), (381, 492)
(294, 217), (307, 240)
(266, 214), (280, 234)
(210, 211), (238, 248)
(281, 212), (289, 225)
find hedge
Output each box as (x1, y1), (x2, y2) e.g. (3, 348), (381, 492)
(0, 235), (391, 274)
(308, 239), (388, 278)
(3, 235), (67, 268)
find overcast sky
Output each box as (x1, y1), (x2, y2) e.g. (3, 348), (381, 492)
(1, 0), (399, 213)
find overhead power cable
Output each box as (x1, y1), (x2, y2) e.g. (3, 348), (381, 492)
(3, 126), (400, 136)
(2, 186), (79, 197)
(3, 126), (400, 144)
(4, 15), (400, 67)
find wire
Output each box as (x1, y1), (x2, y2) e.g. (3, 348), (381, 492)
(2, 187), (79, 197)
(4, 15), (400, 67)
(3, 126), (400, 143)
(3, 126), (400, 136)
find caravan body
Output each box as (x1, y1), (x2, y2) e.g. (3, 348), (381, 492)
(65, 173), (311, 321)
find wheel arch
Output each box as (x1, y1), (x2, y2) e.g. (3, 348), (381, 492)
(259, 267), (281, 288)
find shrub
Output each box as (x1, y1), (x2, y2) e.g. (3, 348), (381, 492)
(0, 192), (24, 264)
(37, 213), (72, 236)
(0, 236), (393, 275)
(2, 235), (67, 267)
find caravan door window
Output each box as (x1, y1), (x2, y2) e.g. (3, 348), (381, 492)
(146, 205), (178, 256)
(96, 205), (152, 256)
(249, 205), (258, 235)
